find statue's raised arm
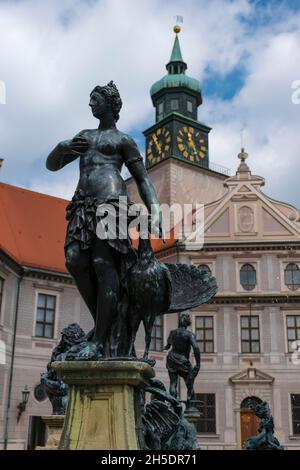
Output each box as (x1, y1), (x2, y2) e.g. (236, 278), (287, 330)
(46, 134), (89, 171)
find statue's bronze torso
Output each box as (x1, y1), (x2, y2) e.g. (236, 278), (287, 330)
(76, 128), (127, 201)
(169, 328), (192, 357)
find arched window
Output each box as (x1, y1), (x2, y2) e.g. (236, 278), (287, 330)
(284, 263), (300, 291)
(240, 264), (256, 291)
(198, 264), (212, 275)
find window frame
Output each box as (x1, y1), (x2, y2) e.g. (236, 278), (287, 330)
(187, 100), (193, 112)
(285, 314), (300, 353)
(195, 315), (214, 353)
(284, 263), (300, 291)
(33, 290), (59, 340)
(240, 315), (261, 354)
(236, 260), (260, 293)
(150, 314), (164, 352)
(170, 99), (179, 111)
(240, 263), (257, 291)
(290, 393), (300, 437)
(195, 393), (217, 434)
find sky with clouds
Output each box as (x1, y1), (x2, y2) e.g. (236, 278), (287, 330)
(0, 0), (299, 209)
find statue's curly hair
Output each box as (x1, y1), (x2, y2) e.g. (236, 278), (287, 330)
(90, 80), (122, 122)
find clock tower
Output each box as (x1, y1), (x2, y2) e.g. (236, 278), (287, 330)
(144, 25), (211, 169)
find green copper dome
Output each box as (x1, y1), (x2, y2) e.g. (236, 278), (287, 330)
(150, 33), (202, 104)
(150, 73), (201, 97)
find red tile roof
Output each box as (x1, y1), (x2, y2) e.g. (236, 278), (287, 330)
(0, 182), (176, 274)
(0, 182), (69, 273)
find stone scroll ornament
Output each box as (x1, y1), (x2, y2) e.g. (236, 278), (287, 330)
(244, 401), (284, 450)
(46, 81), (218, 363)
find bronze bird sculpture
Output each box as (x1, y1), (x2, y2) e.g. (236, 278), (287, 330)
(127, 226), (218, 362)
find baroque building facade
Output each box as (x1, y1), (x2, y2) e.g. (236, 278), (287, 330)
(1, 30), (300, 450)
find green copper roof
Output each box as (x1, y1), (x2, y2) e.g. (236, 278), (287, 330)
(169, 35), (183, 62)
(150, 73), (201, 97)
(150, 33), (201, 102)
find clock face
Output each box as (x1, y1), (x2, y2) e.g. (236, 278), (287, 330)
(147, 127), (171, 165)
(177, 126), (208, 162)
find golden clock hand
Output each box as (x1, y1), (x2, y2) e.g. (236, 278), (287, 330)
(187, 133), (197, 154)
(153, 134), (162, 154)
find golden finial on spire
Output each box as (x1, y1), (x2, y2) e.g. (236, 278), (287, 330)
(173, 15), (183, 34)
(238, 147), (248, 163)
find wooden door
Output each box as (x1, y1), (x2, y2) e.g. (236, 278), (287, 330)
(240, 410), (260, 449)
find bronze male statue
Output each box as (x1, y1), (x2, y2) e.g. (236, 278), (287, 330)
(165, 312), (200, 411)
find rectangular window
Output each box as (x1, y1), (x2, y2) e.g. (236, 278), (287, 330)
(195, 393), (216, 434)
(195, 316), (214, 353)
(286, 315), (300, 353)
(170, 99), (179, 110)
(240, 315), (260, 353)
(158, 102), (164, 114)
(150, 315), (163, 351)
(291, 394), (300, 436)
(35, 293), (56, 338)
(187, 100), (193, 112)
(0, 276), (4, 316)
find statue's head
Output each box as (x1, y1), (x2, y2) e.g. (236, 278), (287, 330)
(60, 323), (86, 347)
(89, 80), (122, 122)
(179, 312), (191, 328)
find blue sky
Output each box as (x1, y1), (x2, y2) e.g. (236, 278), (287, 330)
(0, 0), (299, 209)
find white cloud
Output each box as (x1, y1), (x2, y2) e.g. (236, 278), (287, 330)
(0, 0), (299, 209)
(205, 22), (300, 208)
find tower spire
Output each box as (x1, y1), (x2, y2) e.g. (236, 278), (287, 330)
(166, 25), (187, 75)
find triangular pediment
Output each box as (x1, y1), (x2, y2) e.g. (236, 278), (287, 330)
(205, 208), (229, 235)
(183, 162), (300, 245)
(238, 185), (251, 193)
(262, 207), (294, 235)
(229, 368), (274, 384)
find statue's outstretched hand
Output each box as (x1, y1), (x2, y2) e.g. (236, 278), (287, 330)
(68, 137), (89, 156)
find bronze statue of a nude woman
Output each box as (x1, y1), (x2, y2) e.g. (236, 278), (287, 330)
(46, 81), (163, 360)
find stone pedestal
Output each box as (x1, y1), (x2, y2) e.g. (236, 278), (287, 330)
(36, 415), (65, 450)
(52, 360), (154, 450)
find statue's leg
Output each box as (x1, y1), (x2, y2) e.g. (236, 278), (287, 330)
(143, 316), (155, 359)
(169, 372), (178, 398)
(184, 370), (196, 403)
(127, 311), (141, 357)
(92, 239), (120, 356)
(65, 241), (98, 321)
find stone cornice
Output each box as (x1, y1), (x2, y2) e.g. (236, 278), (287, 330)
(210, 294), (300, 306)
(24, 268), (73, 285)
(155, 240), (300, 259)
